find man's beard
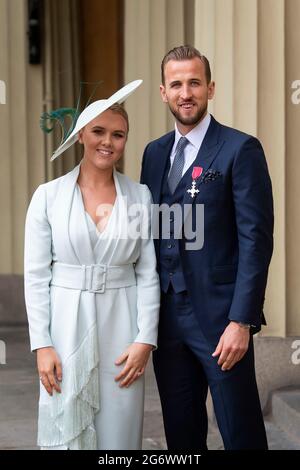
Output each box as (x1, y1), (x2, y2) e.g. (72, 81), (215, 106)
(169, 102), (207, 127)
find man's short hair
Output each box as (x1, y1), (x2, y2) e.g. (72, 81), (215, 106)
(161, 45), (211, 85)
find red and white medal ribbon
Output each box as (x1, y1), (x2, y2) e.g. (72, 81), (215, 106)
(187, 166), (203, 198)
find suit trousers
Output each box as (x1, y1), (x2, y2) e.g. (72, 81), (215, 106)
(153, 289), (268, 450)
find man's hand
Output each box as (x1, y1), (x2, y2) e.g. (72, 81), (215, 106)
(212, 321), (250, 371)
(114, 343), (153, 388)
(37, 347), (62, 396)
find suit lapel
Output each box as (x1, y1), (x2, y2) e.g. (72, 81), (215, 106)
(52, 164), (84, 264)
(151, 132), (174, 204)
(182, 116), (225, 223)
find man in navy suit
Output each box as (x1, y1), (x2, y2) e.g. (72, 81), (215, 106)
(140, 45), (273, 450)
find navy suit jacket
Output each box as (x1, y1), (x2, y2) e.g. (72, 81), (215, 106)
(141, 116), (274, 344)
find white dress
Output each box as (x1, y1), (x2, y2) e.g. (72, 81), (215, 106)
(24, 164), (160, 450)
(83, 189), (145, 450)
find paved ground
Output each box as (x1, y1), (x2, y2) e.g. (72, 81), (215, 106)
(0, 326), (299, 450)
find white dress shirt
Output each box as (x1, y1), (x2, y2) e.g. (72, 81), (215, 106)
(169, 113), (211, 176)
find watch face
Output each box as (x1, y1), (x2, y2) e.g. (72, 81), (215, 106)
(238, 322), (251, 329)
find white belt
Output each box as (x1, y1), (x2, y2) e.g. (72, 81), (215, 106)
(50, 262), (136, 293)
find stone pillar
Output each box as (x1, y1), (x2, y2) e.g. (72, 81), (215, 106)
(123, 0), (185, 181)
(0, 0), (80, 275)
(194, 0), (288, 337)
(0, 0), (44, 274)
(257, 0), (286, 336)
(285, 0), (300, 335)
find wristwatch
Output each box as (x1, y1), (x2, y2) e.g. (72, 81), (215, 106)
(237, 322), (251, 330)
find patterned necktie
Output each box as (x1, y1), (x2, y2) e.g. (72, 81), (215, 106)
(168, 136), (189, 194)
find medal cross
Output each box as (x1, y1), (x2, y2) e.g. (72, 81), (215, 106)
(187, 181), (199, 198)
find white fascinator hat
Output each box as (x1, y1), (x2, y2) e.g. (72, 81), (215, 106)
(50, 79), (143, 161)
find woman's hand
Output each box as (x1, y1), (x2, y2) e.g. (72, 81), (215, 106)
(114, 343), (153, 388)
(37, 347), (62, 396)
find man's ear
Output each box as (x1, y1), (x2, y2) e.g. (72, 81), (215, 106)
(208, 81), (215, 100)
(160, 84), (168, 103)
(78, 129), (83, 144)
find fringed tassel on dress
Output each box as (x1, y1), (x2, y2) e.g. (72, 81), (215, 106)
(37, 323), (100, 449)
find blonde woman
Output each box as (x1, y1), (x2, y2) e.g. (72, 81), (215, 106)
(24, 81), (160, 450)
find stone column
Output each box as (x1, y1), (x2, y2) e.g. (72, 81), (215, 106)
(123, 0), (185, 181)
(0, 0), (80, 275)
(194, 0), (287, 337)
(285, 0), (300, 335)
(257, 0), (286, 336)
(0, 0), (44, 274)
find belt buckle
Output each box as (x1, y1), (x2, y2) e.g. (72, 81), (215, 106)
(89, 264), (107, 293)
